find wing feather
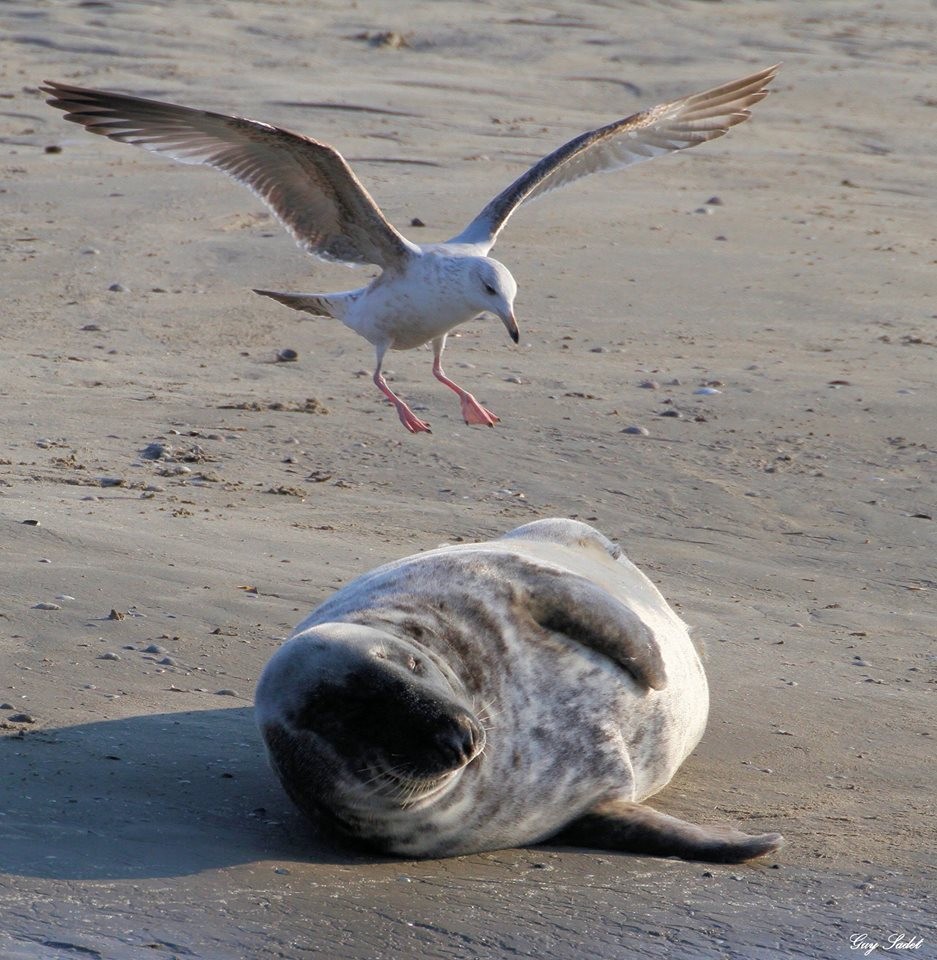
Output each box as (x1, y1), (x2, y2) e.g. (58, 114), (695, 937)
(42, 81), (417, 269)
(449, 65), (779, 251)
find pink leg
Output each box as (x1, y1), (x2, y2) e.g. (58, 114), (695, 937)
(373, 367), (431, 434)
(432, 344), (500, 428)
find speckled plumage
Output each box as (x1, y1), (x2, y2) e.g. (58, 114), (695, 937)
(255, 519), (783, 862)
(43, 67), (777, 433)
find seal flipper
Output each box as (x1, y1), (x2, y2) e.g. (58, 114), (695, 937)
(552, 798), (784, 864)
(501, 518), (622, 560)
(520, 566), (667, 691)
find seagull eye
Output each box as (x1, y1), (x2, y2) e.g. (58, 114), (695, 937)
(483, 283), (497, 296)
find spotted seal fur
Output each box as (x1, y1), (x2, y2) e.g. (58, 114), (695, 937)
(255, 518), (783, 862)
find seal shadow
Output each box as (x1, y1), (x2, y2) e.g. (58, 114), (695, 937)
(0, 707), (390, 881)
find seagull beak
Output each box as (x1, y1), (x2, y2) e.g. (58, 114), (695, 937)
(501, 310), (519, 344)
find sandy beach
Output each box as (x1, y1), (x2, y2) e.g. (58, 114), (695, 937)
(2, 1), (935, 957)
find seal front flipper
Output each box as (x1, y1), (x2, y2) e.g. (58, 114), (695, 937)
(519, 566), (667, 691)
(552, 798), (785, 864)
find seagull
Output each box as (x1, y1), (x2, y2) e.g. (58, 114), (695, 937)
(43, 66), (777, 434)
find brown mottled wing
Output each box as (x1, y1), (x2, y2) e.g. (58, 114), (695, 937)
(448, 65), (779, 251)
(41, 81), (416, 269)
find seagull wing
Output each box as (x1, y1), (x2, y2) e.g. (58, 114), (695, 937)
(42, 81), (417, 270)
(448, 65), (779, 252)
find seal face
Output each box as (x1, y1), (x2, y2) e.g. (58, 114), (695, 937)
(255, 519), (784, 863)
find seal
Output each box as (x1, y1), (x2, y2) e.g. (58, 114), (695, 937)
(255, 519), (783, 863)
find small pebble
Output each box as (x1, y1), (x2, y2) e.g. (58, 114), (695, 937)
(21, 519), (40, 526)
(8, 713), (36, 723)
(99, 476), (125, 487)
(589, 346), (608, 353)
(706, 196), (723, 206)
(81, 323), (102, 331)
(108, 283), (128, 293)
(32, 601), (61, 610)
(215, 689), (239, 697)
(659, 409), (682, 418)
(107, 609), (125, 621)
(55, 595), (75, 602)
(694, 387), (722, 395)
(0, 703), (12, 710)
(38, 558), (52, 564)
(410, 217), (426, 227)
(81, 248), (100, 256)
(158, 656), (178, 667)
(622, 425), (650, 436)
(45, 144), (62, 154)
(504, 375), (525, 384)
(143, 643), (167, 655)
(276, 348), (298, 362)
(97, 652), (121, 661)
(639, 380), (659, 390)
(141, 442), (170, 460)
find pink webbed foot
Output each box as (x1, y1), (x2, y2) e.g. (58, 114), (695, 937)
(373, 366), (431, 434)
(459, 393), (500, 428)
(395, 402), (432, 434)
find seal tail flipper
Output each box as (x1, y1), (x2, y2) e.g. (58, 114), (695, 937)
(254, 288), (338, 318)
(552, 798), (784, 864)
(501, 518), (622, 560)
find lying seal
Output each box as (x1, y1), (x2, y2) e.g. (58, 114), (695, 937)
(255, 519), (783, 862)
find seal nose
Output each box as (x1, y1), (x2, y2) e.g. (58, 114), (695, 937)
(435, 713), (485, 767)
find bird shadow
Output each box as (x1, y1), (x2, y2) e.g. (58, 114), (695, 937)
(0, 706), (386, 881)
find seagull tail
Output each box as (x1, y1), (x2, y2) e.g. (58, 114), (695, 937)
(253, 289), (339, 319)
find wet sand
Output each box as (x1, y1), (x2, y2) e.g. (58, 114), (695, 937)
(2, 1), (935, 957)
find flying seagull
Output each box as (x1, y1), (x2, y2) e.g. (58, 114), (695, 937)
(43, 66), (777, 434)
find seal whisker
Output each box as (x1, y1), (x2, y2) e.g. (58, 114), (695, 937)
(474, 697), (500, 731)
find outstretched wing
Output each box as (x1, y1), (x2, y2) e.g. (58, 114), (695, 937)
(42, 81), (418, 270)
(448, 65), (779, 252)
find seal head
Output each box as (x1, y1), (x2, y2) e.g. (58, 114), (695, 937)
(256, 622), (485, 840)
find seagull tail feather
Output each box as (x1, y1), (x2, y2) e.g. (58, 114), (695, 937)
(253, 289), (338, 318)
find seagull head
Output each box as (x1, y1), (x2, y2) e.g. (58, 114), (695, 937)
(471, 257), (518, 343)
